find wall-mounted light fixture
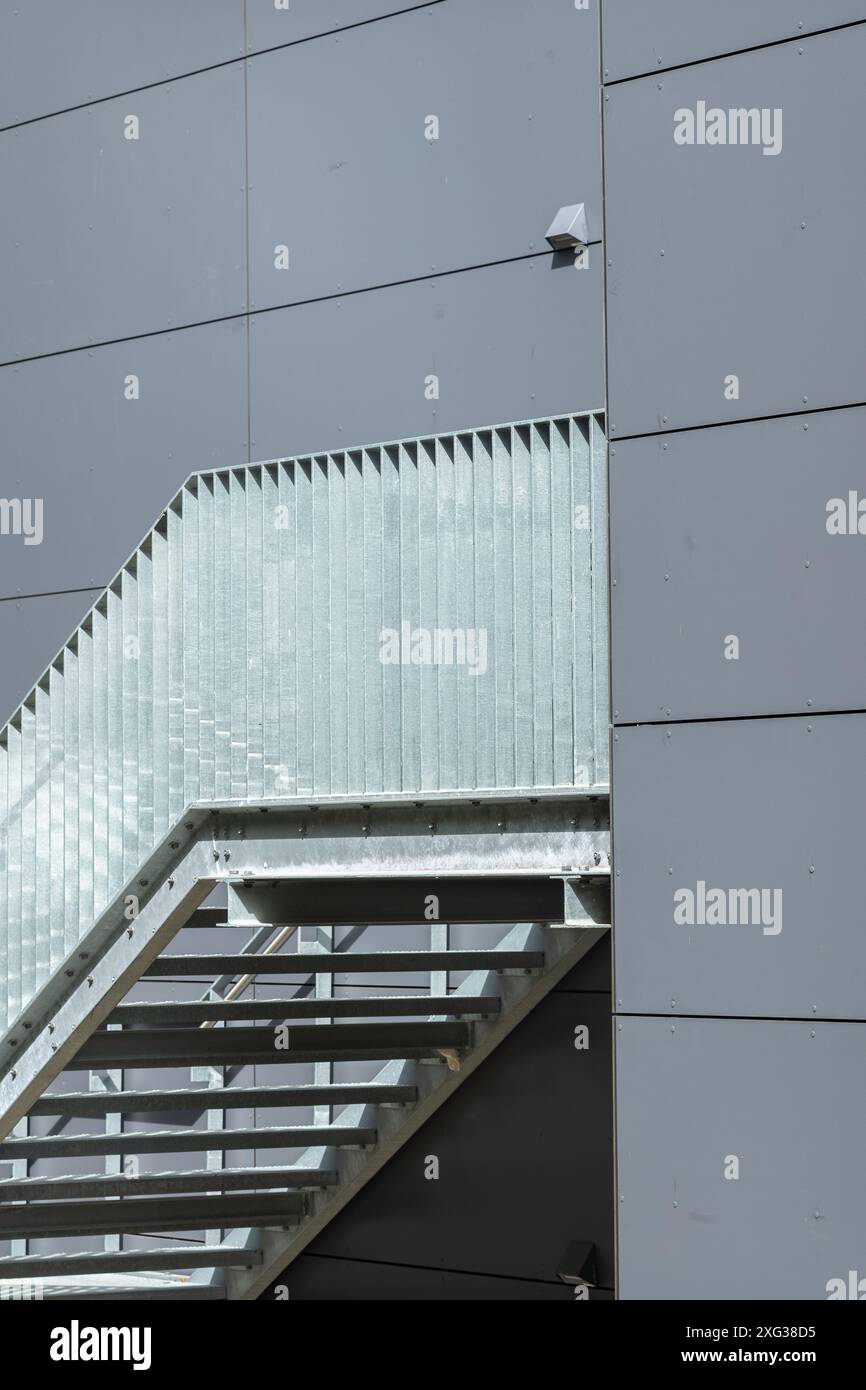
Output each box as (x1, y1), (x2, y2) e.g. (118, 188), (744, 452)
(557, 1240), (598, 1290)
(545, 203), (589, 251)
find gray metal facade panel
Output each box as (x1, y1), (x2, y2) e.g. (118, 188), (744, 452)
(269, 1255), (601, 1299)
(295, 986), (614, 1284)
(0, 2), (245, 128)
(245, 0), (434, 51)
(555, 935), (611, 994)
(0, 319), (248, 600)
(250, 255), (604, 460)
(604, 25), (866, 438)
(0, 592), (100, 725)
(612, 715), (866, 1020)
(0, 65), (246, 362)
(601, 0), (866, 82)
(616, 1016), (866, 1299)
(610, 409), (866, 722)
(556, 939), (608, 995)
(247, 0), (601, 311)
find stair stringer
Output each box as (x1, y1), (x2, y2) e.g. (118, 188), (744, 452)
(205, 920), (608, 1300)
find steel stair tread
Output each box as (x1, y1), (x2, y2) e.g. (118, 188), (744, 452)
(71, 1019), (471, 1068)
(29, 1081), (418, 1117)
(142, 949), (545, 977)
(0, 1247), (263, 1277)
(0, 1192), (306, 1240)
(109, 994), (501, 1024)
(0, 1165), (339, 1202)
(0, 1123), (378, 1161)
(37, 1282), (227, 1301)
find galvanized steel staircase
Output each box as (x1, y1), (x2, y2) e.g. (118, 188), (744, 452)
(0, 832), (609, 1299)
(0, 411), (610, 1300)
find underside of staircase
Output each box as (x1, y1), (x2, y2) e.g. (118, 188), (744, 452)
(0, 798), (610, 1300)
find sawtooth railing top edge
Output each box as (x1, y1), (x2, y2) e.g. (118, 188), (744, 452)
(0, 408), (604, 742)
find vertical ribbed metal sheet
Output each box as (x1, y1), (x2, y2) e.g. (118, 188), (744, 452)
(0, 413), (608, 1032)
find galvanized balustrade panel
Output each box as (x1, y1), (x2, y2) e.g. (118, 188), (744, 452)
(0, 413), (607, 1036)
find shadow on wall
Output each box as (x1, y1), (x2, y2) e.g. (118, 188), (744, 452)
(261, 937), (614, 1301)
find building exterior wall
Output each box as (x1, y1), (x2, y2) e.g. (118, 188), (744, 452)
(603, 2), (866, 1299)
(0, 0), (604, 727)
(0, 2), (608, 1295)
